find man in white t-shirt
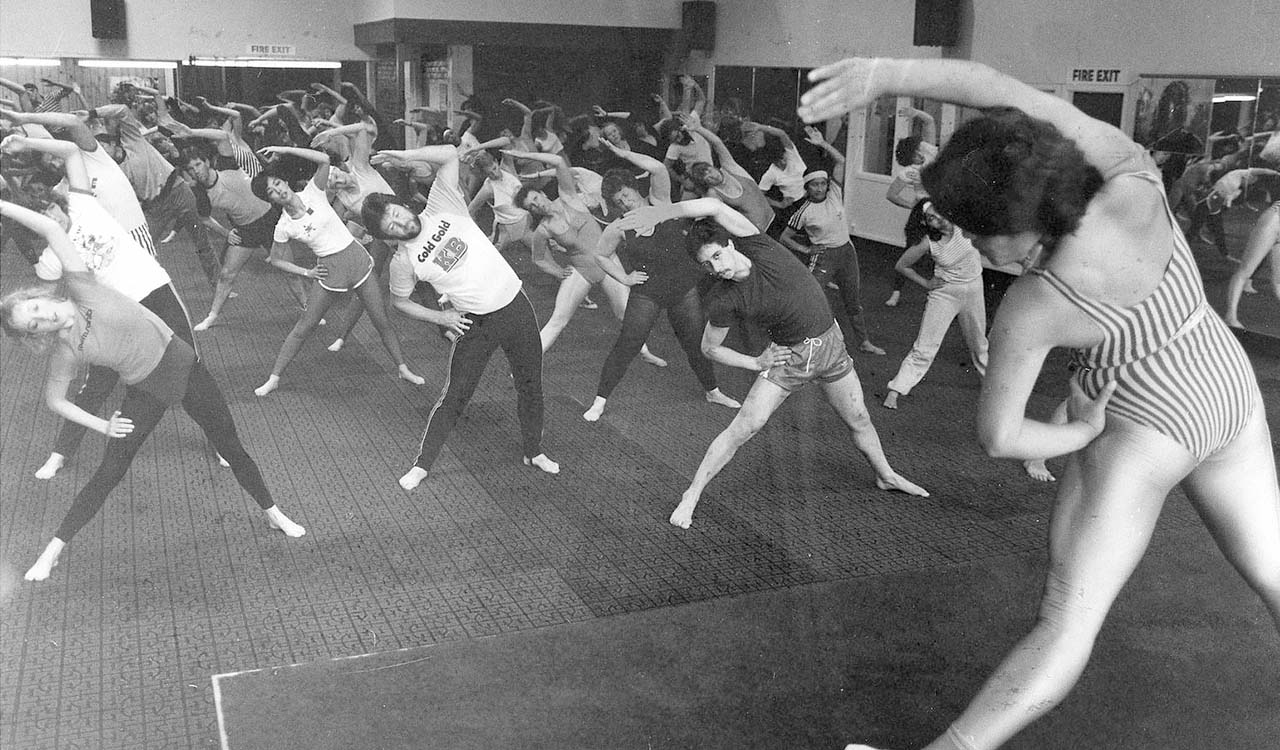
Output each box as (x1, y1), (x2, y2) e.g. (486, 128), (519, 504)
(363, 145), (561, 490)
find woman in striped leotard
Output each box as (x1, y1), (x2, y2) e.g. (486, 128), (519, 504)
(801, 57), (1279, 750)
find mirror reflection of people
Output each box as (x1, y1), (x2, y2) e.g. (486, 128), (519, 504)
(1223, 200), (1280, 329)
(801, 57), (1279, 750)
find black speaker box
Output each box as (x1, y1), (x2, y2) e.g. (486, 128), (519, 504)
(682, 1), (716, 52)
(913, 0), (960, 47)
(91, 0), (127, 40)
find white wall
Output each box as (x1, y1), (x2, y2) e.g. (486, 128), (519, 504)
(375, 0), (679, 28)
(713, 0), (931, 67)
(0, 0), (368, 60)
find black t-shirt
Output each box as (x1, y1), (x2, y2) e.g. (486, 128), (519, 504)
(704, 234), (833, 345)
(619, 218), (700, 304)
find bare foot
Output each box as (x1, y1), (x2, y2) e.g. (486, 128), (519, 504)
(884, 290), (900, 307)
(24, 539), (66, 582)
(875, 473), (930, 497)
(327, 338), (345, 352)
(193, 315), (217, 332)
(705, 389), (741, 409)
(398, 364), (425, 385)
(640, 345), (668, 367)
(583, 396), (607, 422)
(1023, 459), (1055, 482)
(670, 489), (700, 529)
(254, 375), (280, 397)
(35, 453), (65, 480)
(524, 453), (560, 475)
(265, 506), (306, 537)
(399, 466), (428, 491)
(882, 390), (900, 410)
(858, 341), (887, 356)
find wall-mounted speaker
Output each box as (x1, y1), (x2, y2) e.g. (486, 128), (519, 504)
(913, 0), (960, 47)
(681, 1), (716, 53)
(91, 0), (127, 40)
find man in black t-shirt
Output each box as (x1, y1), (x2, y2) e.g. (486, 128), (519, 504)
(615, 199), (929, 529)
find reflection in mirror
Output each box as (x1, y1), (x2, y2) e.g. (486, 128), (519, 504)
(1219, 78), (1280, 336)
(711, 65), (848, 187)
(1135, 75), (1280, 339)
(862, 94), (897, 175)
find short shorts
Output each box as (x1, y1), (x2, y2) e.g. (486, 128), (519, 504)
(760, 320), (855, 392)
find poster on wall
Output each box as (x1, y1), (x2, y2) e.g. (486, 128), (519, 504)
(109, 74), (160, 96)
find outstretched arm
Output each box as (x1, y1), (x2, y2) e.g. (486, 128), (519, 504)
(0, 77), (36, 111)
(0, 132), (90, 191)
(196, 97), (244, 138)
(258, 145), (331, 189)
(502, 149), (575, 196)
(153, 104), (231, 152)
(599, 139), (671, 203)
(0, 199), (87, 272)
(689, 118), (749, 178)
(900, 105), (937, 144)
(803, 125), (845, 183)
(616, 197), (758, 237)
(800, 58), (1146, 175)
(0, 108), (98, 151)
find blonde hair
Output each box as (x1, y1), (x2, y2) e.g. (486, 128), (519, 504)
(0, 286), (66, 353)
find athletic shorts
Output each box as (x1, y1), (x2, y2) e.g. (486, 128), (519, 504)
(760, 320), (855, 392)
(317, 241), (375, 292)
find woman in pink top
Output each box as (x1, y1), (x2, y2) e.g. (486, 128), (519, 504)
(0, 199), (306, 584)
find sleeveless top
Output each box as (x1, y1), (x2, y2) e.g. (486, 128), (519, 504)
(1030, 171), (1256, 460)
(620, 218), (702, 305)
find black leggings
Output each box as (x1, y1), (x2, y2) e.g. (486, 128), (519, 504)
(595, 286), (717, 399)
(55, 361), (273, 542)
(413, 291), (545, 470)
(53, 283), (195, 458)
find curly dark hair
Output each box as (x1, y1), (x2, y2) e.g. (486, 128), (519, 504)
(921, 108), (1103, 245)
(684, 217), (733, 258)
(895, 135), (923, 167)
(600, 167), (641, 212)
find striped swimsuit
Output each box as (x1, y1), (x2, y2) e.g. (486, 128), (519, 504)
(1031, 171), (1257, 460)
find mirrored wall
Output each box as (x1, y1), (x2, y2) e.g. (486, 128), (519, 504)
(1135, 75), (1280, 336)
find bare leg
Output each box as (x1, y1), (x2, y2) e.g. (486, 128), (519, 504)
(821, 369), (928, 496)
(1180, 402), (1280, 631)
(255, 283), (336, 396)
(194, 244), (258, 330)
(671, 376), (790, 529)
(353, 275), (424, 384)
(1223, 207), (1279, 328)
(928, 426), (1194, 750)
(539, 270), (592, 352)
